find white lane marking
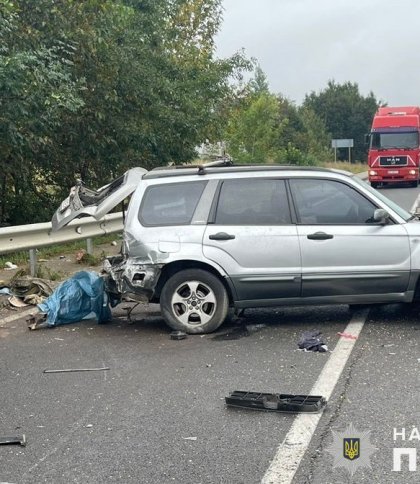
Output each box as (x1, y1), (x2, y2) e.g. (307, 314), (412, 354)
(261, 308), (369, 484)
(0, 308), (39, 327)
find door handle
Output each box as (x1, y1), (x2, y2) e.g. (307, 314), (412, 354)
(209, 232), (236, 241)
(307, 232), (334, 240)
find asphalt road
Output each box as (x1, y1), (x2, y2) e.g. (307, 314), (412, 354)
(1, 182), (420, 484)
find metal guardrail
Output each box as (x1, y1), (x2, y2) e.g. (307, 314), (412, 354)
(0, 212), (124, 276)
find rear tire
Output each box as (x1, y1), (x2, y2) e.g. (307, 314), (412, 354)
(160, 269), (229, 334)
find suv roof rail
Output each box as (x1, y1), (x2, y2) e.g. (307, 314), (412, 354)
(149, 158), (234, 176)
(201, 158), (233, 168)
(144, 163), (351, 179)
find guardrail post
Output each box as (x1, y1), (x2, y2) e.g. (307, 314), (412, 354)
(29, 249), (37, 277)
(86, 238), (93, 255)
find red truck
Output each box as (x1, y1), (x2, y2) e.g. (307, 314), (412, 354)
(368, 106), (420, 188)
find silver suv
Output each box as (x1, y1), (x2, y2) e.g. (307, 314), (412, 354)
(53, 163), (420, 333)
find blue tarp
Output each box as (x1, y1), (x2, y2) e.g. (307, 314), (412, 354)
(38, 271), (111, 326)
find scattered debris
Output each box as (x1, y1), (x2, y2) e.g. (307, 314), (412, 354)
(246, 323), (266, 332)
(0, 435), (26, 446)
(75, 249), (86, 262)
(170, 330), (187, 340)
(8, 295), (30, 308)
(0, 287), (11, 295)
(8, 276), (53, 307)
(123, 303), (141, 324)
(59, 255), (66, 259)
(183, 437), (197, 441)
(337, 332), (358, 340)
(43, 367), (110, 373)
(111, 241), (118, 246)
(27, 313), (48, 331)
(225, 391), (327, 413)
(212, 326), (249, 341)
(85, 424), (93, 428)
(24, 294), (45, 305)
(297, 330), (328, 352)
(4, 262), (18, 270)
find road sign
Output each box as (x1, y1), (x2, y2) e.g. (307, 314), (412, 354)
(331, 139), (354, 162)
(331, 139), (354, 148)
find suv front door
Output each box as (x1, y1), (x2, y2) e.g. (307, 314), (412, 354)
(289, 178), (411, 299)
(203, 178), (301, 302)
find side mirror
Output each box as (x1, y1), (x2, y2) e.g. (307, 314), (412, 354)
(364, 134), (370, 145)
(373, 208), (390, 224)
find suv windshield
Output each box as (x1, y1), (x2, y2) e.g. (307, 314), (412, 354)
(370, 131), (419, 149)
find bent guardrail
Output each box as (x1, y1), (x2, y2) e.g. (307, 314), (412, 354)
(0, 212), (124, 276)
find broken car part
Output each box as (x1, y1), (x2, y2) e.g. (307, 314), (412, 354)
(27, 312), (47, 331)
(297, 330), (328, 352)
(52, 167), (146, 231)
(170, 330), (187, 340)
(0, 435), (26, 446)
(225, 391), (327, 413)
(43, 367), (110, 373)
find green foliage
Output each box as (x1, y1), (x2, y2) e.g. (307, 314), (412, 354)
(224, 67), (333, 165)
(225, 92), (285, 163)
(0, 0), (249, 225)
(303, 80), (380, 161)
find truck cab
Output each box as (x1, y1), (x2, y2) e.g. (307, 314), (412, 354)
(368, 106), (420, 188)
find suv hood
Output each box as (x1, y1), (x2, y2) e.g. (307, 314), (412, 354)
(51, 167), (146, 231)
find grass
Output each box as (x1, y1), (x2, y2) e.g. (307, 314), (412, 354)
(0, 233), (119, 266)
(319, 161), (367, 174)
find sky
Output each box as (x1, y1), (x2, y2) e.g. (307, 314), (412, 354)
(216, 0), (420, 106)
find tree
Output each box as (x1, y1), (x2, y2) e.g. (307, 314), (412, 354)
(0, 0), (249, 225)
(303, 80), (380, 161)
(225, 91), (286, 163)
(0, 6), (85, 224)
(223, 67), (332, 165)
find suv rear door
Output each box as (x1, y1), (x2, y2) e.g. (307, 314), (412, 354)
(203, 178), (301, 302)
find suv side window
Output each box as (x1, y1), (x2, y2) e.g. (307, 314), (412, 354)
(139, 181), (207, 226)
(215, 179), (291, 225)
(289, 178), (377, 224)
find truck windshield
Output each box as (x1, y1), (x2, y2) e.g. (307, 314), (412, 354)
(370, 131), (419, 149)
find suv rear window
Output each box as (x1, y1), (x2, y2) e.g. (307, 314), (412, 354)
(139, 181), (207, 226)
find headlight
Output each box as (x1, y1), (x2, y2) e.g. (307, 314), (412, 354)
(409, 169), (417, 175)
(369, 170), (377, 176)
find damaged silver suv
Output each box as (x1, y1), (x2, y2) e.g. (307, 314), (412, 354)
(53, 162), (420, 334)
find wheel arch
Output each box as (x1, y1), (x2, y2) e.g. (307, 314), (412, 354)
(152, 259), (236, 304)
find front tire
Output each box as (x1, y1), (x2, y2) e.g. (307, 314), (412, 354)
(160, 269), (229, 334)
(370, 182), (379, 189)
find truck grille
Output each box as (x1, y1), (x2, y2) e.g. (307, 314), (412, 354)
(379, 156), (408, 166)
